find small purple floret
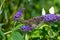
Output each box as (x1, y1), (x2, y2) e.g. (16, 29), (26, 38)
(56, 14), (60, 20)
(20, 25), (32, 32)
(13, 8), (25, 21)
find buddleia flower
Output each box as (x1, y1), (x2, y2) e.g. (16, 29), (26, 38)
(20, 25), (33, 32)
(13, 8), (25, 21)
(41, 14), (57, 22)
(41, 6), (60, 22)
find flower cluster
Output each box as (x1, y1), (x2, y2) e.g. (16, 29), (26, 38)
(20, 25), (32, 32)
(13, 8), (25, 21)
(41, 14), (57, 22)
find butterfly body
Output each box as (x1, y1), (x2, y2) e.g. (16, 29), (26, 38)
(23, 16), (43, 28)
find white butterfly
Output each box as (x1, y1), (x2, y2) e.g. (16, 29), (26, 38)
(42, 6), (54, 15)
(49, 6), (54, 14)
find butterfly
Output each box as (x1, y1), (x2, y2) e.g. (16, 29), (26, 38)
(23, 16), (43, 28)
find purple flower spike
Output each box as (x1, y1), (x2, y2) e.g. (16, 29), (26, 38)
(41, 14), (59, 22)
(20, 25), (32, 32)
(13, 8), (25, 21)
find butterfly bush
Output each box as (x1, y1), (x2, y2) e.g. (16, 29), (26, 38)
(13, 7), (60, 32)
(41, 7), (60, 22)
(13, 8), (25, 21)
(20, 25), (32, 32)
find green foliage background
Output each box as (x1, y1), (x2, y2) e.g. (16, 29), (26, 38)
(0, 0), (60, 40)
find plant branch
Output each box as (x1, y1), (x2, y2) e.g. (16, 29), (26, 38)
(4, 31), (12, 35)
(0, 0), (5, 10)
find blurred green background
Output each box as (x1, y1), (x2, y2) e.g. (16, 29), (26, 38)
(0, 0), (60, 40)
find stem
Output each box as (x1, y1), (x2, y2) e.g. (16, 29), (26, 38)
(24, 33), (28, 40)
(4, 31), (12, 35)
(0, 23), (4, 31)
(14, 22), (17, 27)
(0, 0), (5, 10)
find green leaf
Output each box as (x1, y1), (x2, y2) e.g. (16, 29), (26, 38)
(0, 10), (2, 15)
(0, 23), (4, 27)
(10, 31), (23, 40)
(12, 24), (23, 31)
(57, 36), (60, 40)
(0, 30), (6, 40)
